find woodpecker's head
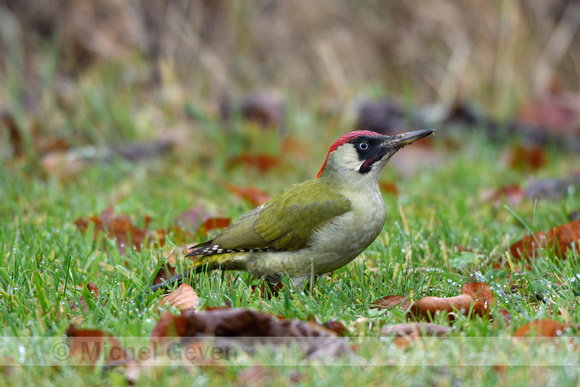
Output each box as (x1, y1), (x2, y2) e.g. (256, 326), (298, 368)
(317, 129), (435, 186)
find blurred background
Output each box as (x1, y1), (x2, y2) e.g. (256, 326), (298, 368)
(1, 0), (579, 169)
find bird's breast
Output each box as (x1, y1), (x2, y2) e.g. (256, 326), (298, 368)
(309, 189), (386, 273)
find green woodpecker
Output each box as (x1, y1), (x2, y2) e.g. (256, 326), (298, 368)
(153, 128), (434, 291)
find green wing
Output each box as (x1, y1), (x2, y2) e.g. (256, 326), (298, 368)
(194, 179), (352, 253)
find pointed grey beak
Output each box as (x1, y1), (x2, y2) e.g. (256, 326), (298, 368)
(384, 128), (435, 148)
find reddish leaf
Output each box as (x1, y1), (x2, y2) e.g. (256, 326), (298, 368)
(74, 206), (157, 253)
(159, 284), (199, 310)
(323, 321), (347, 336)
(152, 265), (176, 287)
(381, 323), (451, 348)
(505, 145), (547, 171)
(509, 221), (580, 260)
(151, 308), (350, 360)
(66, 325), (130, 365)
(197, 217), (231, 236)
(225, 184), (271, 207)
(75, 207), (196, 254)
(381, 322), (451, 337)
(513, 319), (574, 337)
(228, 153), (279, 173)
(379, 182), (398, 195)
(371, 295), (411, 310)
(407, 282), (493, 321)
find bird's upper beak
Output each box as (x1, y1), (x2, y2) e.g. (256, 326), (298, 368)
(383, 128), (435, 148)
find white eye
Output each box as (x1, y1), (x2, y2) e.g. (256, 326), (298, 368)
(359, 142), (369, 150)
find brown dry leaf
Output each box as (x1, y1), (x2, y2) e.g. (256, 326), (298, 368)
(371, 295), (411, 310)
(381, 322), (451, 337)
(75, 206), (156, 253)
(480, 184), (525, 208)
(227, 153), (280, 173)
(152, 265), (176, 288)
(508, 221), (580, 260)
(159, 284), (199, 310)
(379, 182), (398, 196)
(197, 217), (231, 236)
(513, 319), (575, 337)
(323, 321), (347, 336)
(75, 207), (196, 254)
(505, 145), (547, 171)
(407, 282), (493, 321)
(66, 325), (130, 366)
(381, 323), (451, 348)
(151, 308), (350, 360)
(225, 184), (272, 207)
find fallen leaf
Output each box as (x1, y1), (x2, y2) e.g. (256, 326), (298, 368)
(225, 184), (271, 207)
(152, 265), (176, 288)
(381, 322), (451, 337)
(379, 182), (398, 195)
(371, 295), (411, 310)
(151, 308), (351, 361)
(381, 322), (451, 348)
(513, 319), (574, 337)
(407, 282), (493, 321)
(75, 207), (196, 254)
(227, 153), (279, 173)
(159, 284), (199, 310)
(66, 325), (130, 366)
(509, 221), (580, 260)
(505, 145), (546, 171)
(323, 321), (347, 336)
(197, 217), (231, 236)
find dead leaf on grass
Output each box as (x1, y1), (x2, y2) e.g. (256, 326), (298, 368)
(380, 322), (452, 348)
(159, 284), (199, 310)
(151, 308), (351, 361)
(371, 295), (411, 310)
(508, 221), (580, 260)
(66, 325), (131, 366)
(513, 319), (576, 337)
(225, 184), (271, 207)
(407, 282), (493, 321)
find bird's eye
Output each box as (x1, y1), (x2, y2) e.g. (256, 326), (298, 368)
(358, 142), (369, 150)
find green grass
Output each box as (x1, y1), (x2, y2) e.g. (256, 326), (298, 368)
(1, 62), (580, 385)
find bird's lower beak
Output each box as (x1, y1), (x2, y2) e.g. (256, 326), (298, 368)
(384, 128), (435, 148)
